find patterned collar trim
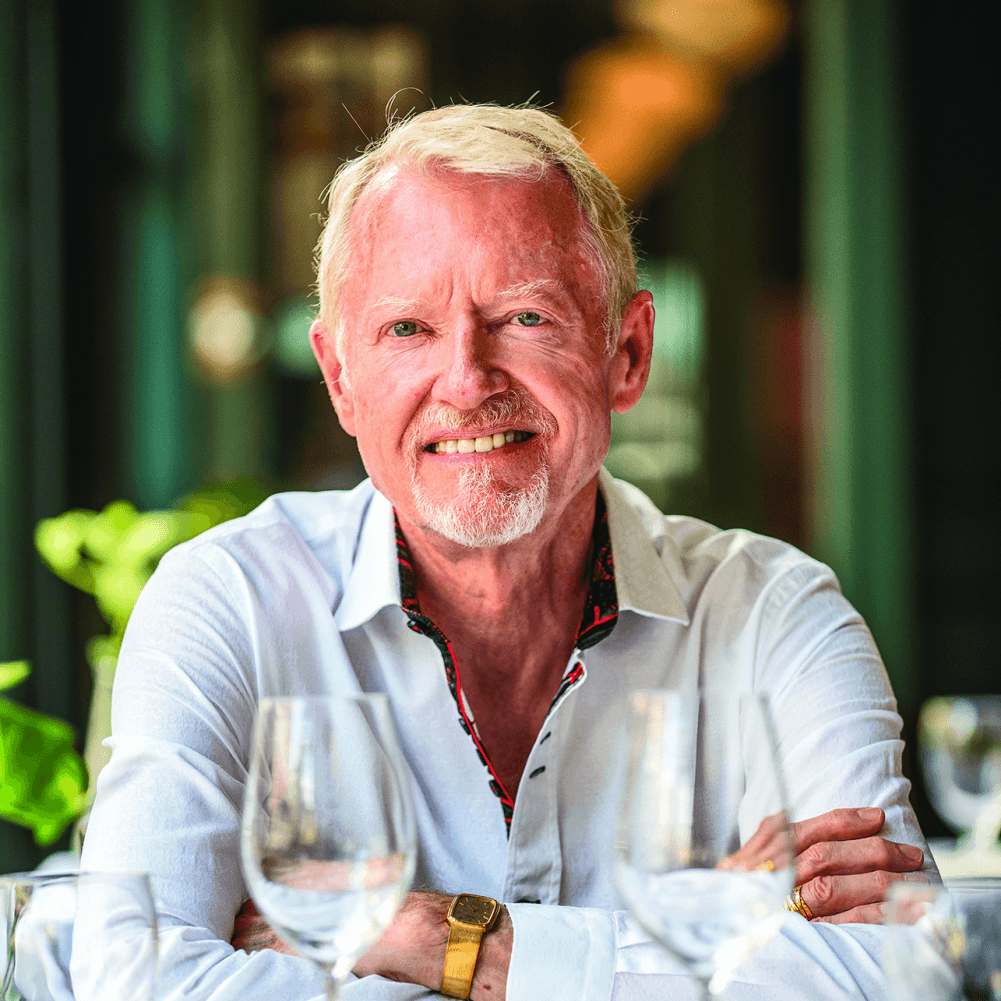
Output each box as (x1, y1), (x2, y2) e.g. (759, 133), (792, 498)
(395, 494), (619, 833)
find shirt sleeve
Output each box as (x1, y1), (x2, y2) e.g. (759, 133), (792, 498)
(752, 560), (933, 873)
(507, 905), (890, 1001)
(79, 546), (433, 1001)
(504, 558), (932, 1001)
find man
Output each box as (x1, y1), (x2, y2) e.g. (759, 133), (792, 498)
(82, 105), (931, 1000)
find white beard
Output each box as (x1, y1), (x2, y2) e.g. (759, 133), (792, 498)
(411, 461), (550, 547)
(403, 385), (557, 548)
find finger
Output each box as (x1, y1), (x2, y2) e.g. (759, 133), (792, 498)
(790, 807), (885, 854)
(720, 812), (792, 871)
(812, 901), (887, 925)
(796, 836), (924, 884)
(800, 871), (929, 917)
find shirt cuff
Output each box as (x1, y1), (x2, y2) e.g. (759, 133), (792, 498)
(505, 904), (616, 1001)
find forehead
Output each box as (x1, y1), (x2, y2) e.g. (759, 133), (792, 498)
(341, 165), (601, 309)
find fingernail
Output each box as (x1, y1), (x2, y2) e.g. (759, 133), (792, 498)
(904, 873), (929, 883)
(900, 843), (924, 862)
(857, 807), (883, 821)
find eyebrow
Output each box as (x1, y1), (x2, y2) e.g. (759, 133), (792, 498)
(494, 279), (570, 303)
(365, 280), (573, 318)
(368, 294), (424, 315)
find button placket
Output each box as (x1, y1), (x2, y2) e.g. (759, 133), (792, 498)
(505, 714), (563, 905)
(504, 652), (589, 905)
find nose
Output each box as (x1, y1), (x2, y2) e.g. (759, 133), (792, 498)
(431, 320), (509, 411)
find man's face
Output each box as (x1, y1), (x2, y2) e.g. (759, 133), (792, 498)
(313, 166), (649, 548)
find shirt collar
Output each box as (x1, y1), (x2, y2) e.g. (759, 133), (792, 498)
(333, 486), (402, 632)
(599, 467), (690, 625)
(333, 469), (691, 633)
(395, 491), (620, 650)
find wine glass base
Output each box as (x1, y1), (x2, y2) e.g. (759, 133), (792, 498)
(927, 838), (1001, 878)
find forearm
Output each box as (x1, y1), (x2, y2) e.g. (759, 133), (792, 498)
(351, 891), (511, 1001)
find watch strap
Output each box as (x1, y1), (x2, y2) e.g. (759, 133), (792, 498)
(440, 918), (487, 998)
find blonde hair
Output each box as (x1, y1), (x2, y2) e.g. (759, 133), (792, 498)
(315, 104), (637, 355)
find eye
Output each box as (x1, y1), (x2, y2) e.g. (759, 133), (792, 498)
(392, 320), (420, 337)
(512, 311), (543, 327)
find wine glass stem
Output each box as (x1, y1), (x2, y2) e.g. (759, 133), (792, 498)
(695, 976), (712, 1001)
(323, 969), (340, 1001)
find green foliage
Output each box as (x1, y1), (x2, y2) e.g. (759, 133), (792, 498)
(0, 660), (31, 691)
(34, 478), (270, 636)
(0, 662), (88, 845)
(0, 479), (270, 845)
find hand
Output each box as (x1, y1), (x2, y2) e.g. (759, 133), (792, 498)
(233, 890), (513, 1000)
(722, 807), (927, 924)
(231, 898), (299, 956)
(790, 807), (928, 924)
(353, 891), (512, 1001)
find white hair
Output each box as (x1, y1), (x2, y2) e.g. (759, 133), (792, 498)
(314, 104), (638, 358)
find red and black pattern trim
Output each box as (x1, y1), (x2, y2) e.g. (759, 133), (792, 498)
(393, 492), (618, 835)
(543, 493), (619, 719)
(574, 492), (618, 650)
(396, 515), (516, 831)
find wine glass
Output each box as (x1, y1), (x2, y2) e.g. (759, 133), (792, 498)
(1, 870), (158, 1001)
(883, 878), (1001, 1001)
(614, 689), (795, 1000)
(919, 697), (1001, 877)
(240, 694), (417, 1001)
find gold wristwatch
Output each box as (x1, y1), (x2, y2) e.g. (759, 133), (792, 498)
(440, 893), (501, 999)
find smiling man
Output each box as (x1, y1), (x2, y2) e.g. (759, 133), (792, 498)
(81, 105), (933, 1001)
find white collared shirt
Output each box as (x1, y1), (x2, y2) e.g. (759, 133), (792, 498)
(81, 470), (932, 1000)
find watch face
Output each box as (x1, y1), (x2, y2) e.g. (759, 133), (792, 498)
(450, 894), (498, 925)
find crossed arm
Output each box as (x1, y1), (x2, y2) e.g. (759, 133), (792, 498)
(233, 806), (928, 999)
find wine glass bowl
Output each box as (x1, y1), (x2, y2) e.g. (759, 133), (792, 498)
(240, 695), (417, 999)
(1, 870), (158, 1001)
(920, 697), (1001, 836)
(883, 878), (1001, 1001)
(614, 689), (794, 999)
(919, 697), (1001, 877)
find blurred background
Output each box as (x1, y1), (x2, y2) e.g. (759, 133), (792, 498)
(0, 0), (996, 869)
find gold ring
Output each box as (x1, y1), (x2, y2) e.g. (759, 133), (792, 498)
(784, 885), (813, 919)
(755, 859), (775, 872)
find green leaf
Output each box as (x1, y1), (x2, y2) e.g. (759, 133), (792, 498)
(0, 697), (88, 845)
(0, 661), (31, 692)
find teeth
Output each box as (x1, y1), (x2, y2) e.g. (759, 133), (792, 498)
(433, 431), (530, 454)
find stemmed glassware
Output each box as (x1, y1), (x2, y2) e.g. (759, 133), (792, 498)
(883, 878), (1001, 1001)
(920, 696), (1001, 877)
(1, 870), (158, 1001)
(614, 689), (795, 999)
(240, 694), (417, 1001)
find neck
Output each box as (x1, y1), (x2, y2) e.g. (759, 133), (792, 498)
(398, 477), (599, 658)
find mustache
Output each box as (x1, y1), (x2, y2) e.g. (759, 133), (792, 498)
(404, 386), (557, 456)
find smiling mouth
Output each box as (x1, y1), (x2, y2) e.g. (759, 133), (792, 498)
(426, 430), (535, 454)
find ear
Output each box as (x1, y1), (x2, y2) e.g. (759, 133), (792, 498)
(608, 290), (654, 413)
(310, 319), (356, 436)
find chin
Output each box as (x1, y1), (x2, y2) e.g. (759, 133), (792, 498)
(412, 464), (550, 548)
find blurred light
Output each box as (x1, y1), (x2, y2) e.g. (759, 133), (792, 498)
(607, 259), (705, 507)
(565, 41), (722, 201)
(616, 0), (788, 74)
(188, 277), (265, 384)
(272, 294), (319, 377)
(564, 0), (789, 200)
